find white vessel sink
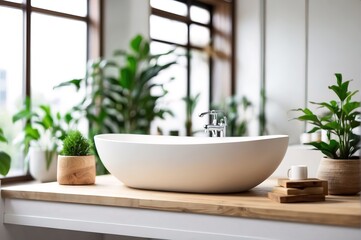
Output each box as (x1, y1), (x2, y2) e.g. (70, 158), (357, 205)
(94, 134), (288, 193)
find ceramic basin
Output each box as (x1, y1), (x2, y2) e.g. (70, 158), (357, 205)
(94, 134), (288, 193)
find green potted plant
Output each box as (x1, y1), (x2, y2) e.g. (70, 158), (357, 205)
(12, 97), (73, 182)
(57, 130), (95, 185)
(294, 73), (360, 195)
(55, 34), (176, 174)
(0, 127), (11, 176)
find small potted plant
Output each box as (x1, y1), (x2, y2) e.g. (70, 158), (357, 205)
(57, 130), (95, 185)
(294, 73), (360, 195)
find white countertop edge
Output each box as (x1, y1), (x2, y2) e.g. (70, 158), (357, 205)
(4, 198), (361, 240)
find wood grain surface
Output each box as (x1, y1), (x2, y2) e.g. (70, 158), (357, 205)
(268, 192), (325, 203)
(1, 175), (360, 228)
(272, 186), (324, 195)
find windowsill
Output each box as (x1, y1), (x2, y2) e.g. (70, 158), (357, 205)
(0, 174), (34, 186)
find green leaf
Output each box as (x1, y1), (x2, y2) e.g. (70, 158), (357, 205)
(127, 55), (137, 74)
(141, 41), (150, 58)
(39, 105), (51, 116)
(343, 101), (360, 115)
(323, 121), (340, 131)
(308, 140), (339, 159)
(0, 151), (11, 176)
(307, 126), (321, 133)
(335, 73), (342, 86)
(0, 128), (7, 143)
(64, 113), (73, 125)
(130, 34), (143, 53)
(24, 125), (40, 140)
(297, 114), (319, 123)
(53, 79), (82, 91)
(119, 68), (132, 89)
(12, 109), (33, 123)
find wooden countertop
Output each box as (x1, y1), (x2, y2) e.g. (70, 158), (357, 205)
(1, 175), (360, 228)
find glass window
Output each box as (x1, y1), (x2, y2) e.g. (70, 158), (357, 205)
(150, 0), (187, 16)
(0, 1), (90, 179)
(190, 5), (210, 24)
(190, 24), (211, 47)
(150, 42), (187, 135)
(32, 0), (87, 17)
(31, 13), (87, 112)
(150, 0), (213, 136)
(190, 50), (210, 133)
(150, 15), (188, 45)
(0, 7), (24, 177)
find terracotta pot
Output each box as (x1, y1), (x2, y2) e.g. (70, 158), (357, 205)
(57, 155), (96, 185)
(317, 157), (361, 195)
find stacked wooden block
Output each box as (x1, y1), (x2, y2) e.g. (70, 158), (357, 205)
(268, 178), (328, 203)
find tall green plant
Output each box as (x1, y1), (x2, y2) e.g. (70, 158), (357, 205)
(294, 73), (360, 159)
(0, 127), (11, 176)
(55, 34), (177, 174)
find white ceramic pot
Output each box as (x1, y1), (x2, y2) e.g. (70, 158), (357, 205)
(29, 147), (57, 182)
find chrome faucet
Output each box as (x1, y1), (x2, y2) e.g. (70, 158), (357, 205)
(199, 110), (227, 137)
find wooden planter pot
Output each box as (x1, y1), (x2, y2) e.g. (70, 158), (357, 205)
(57, 155), (96, 185)
(317, 157), (361, 195)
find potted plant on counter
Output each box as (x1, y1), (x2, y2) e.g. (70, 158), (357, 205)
(294, 73), (360, 195)
(12, 98), (73, 182)
(57, 130), (95, 185)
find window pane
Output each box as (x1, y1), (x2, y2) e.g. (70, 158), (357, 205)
(150, 15), (188, 45)
(190, 6), (210, 24)
(190, 24), (210, 47)
(0, 7), (25, 177)
(31, 13), (87, 114)
(3, 0), (22, 3)
(32, 0), (87, 17)
(150, 0), (187, 16)
(150, 42), (187, 136)
(190, 50), (209, 135)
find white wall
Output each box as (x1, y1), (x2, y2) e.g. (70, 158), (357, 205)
(236, 0), (263, 135)
(308, 0), (361, 106)
(103, 0), (149, 58)
(236, 0), (361, 144)
(264, 0), (306, 144)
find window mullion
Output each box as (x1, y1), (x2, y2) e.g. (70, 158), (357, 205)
(186, 0), (191, 99)
(23, 0), (31, 98)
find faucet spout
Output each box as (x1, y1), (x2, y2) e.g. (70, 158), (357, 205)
(199, 110), (227, 137)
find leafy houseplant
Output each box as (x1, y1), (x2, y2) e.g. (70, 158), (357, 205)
(12, 97), (73, 182)
(294, 73), (360, 195)
(55, 34), (176, 174)
(0, 127), (11, 176)
(57, 130), (95, 185)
